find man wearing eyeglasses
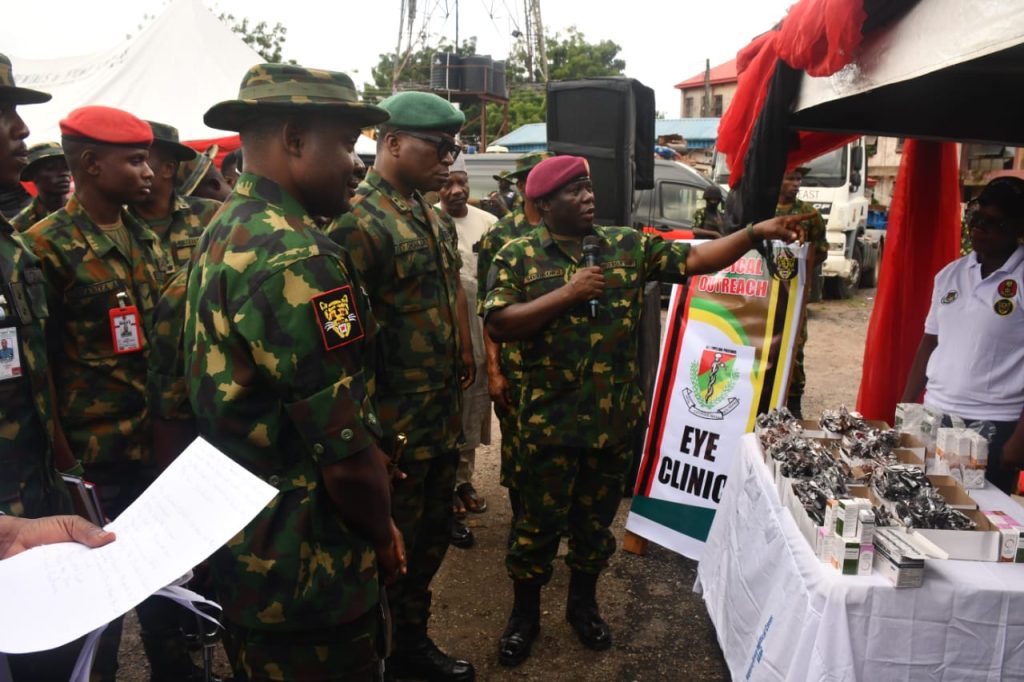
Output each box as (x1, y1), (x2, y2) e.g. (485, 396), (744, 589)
(902, 177), (1024, 494)
(328, 91), (476, 682)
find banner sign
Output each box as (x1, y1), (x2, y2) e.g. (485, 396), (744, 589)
(626, 244), (807, 560)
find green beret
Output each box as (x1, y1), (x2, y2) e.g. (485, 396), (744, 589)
(21, 142), (65, 181)
(379, 91), (465, 134)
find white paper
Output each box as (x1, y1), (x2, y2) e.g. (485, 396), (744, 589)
(0, 437), (278, 654)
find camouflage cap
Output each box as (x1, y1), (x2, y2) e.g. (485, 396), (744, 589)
(0, 53), (50, 105)
(492, 169), (511, 182)
(147, 120), (198, 162)
(378, 91), (465, 134)
(176, 144), (218, 196)
(21, 142), (65, 181)
(205, 63), (389, 132)
(507, 151), (552, 180)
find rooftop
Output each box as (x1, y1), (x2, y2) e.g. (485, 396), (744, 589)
(675, 59), (739, 90)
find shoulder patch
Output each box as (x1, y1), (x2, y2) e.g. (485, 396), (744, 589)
(311, 286), (364, 350)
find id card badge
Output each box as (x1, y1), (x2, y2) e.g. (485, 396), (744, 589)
(0, 326), (22, 381)
(109, 292), (143, 354)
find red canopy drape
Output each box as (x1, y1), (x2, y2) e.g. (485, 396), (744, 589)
(856, 140), (961, 421)
(183, 134), (240, 171)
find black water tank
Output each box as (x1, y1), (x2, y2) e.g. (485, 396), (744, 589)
(430, 52), (462, 91)
(489, 59), (507, 98)
(462, 55), (492, 93)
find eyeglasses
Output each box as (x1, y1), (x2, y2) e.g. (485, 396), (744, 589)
(396, 130), (462, 162)
(967, 211), (1010, 232)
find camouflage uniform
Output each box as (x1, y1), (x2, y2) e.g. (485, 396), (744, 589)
(134, 193), (221, 270)
(475, 207), (531, 488)
(692, 205), (724, 234)
(139, 193), (221, 423)
(0, 217), (72, 518)
(483, 223), (691, 583)
(9, 196), (50, 233)
(185, 172), (383, 675)
(776, 199), (826, 406)
(328, 167), (463, 640)
(25, 194), (173, 471)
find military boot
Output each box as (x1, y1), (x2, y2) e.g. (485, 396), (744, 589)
(388, 629), (475, 682)
(498, 581), (541, 667)
(786, 395), (803, 419)
(140, 631), (205, 682)
(566, 571), (612, 651)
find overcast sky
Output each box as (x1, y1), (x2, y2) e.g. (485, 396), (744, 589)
(5, 0), (794, 116)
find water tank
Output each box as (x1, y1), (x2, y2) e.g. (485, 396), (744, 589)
(462, 55), (492, 93)
(430, 52), (462, 91)
(489, 60), (507, 98)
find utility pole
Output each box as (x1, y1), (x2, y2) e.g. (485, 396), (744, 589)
(523, 0), (534, 81)
(455, 0), (459, 51)
(701, 58), (711, 117)
(393, 0), (406, 93)
(530, 0), (548, 82)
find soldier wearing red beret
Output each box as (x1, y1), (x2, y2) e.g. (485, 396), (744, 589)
(24, 105), (197, 681)
(482, 155), (813, 666)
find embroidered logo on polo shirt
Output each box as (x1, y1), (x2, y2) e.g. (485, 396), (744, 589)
(941, 290), (958, 304)
(994, 298), (1014, 316)
(998, 279), (1018, 298)
(312, 286), (364, 350)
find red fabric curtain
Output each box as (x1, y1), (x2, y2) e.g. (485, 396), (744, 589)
(856, 140), (961, 421)
(183, 134), (240, 171)
(717, 0), (869, 187)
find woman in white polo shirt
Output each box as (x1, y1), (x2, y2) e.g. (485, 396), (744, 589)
(901, 177), (1024, 494)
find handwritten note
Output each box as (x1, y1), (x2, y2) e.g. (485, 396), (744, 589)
(0, 438), (277, 654)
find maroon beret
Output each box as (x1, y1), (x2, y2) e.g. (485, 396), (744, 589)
(525, 155), (590, 200)
(59, 106), (153, 147)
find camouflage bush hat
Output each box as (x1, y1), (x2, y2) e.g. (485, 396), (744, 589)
(147, 120), (198, 162)
(176, 144), (218, 196)
(507, 151), (552, 180)
(21, 142), (65, 181)
(205, 63), (389, 131)
(378, 91), (465, 134)
(0, 53), (50, 105)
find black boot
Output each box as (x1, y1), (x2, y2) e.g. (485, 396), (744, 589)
(140, 631), (205, 682)
(388, 632), (475, 682)
(566, 571), (612, 651)
(786, 394), (803, 419)
(498, 581), (541, 667)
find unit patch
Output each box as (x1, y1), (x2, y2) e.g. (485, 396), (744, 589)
(998, 279), (1018, 298)
(994, 298), (1014, 317)
(940, 290), (958, 304)
(312, 286), (364, 350)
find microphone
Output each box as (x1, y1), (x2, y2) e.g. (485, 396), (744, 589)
(582, 235), (601, 319)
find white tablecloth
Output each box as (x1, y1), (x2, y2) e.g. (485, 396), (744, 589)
(696, 434), (1024, 682)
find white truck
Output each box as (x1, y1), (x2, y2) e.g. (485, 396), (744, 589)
(713, 138), (884, 299)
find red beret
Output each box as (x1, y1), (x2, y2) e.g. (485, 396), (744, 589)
(525, 155), (590, 200)
(59, 106), (153, 147)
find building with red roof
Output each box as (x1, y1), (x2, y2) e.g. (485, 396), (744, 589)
(675, 59), (738, 119)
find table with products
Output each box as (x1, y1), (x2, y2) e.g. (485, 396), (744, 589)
(696, 433), (1024, 682)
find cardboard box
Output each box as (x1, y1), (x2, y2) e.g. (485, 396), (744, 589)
(928, 475), (980, 511)
(831, 537), (861, 575)
(911, 509), (1001, 561)
(858, 543), (874, 576)
(798, 419), (838, 439)
(981, 511), (1024, 563)
(873, 528), (925, 588)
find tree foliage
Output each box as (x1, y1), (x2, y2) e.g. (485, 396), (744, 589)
(219, 13), (293, 64)
(364, 27), (625, 147)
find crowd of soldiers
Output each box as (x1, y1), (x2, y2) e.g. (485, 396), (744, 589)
(1, 53), (813, 682)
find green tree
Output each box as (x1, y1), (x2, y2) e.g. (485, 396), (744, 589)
(219, 13), (293, 64)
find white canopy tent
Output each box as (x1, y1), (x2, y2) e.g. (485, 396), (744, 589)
(11, 0), (263, 144)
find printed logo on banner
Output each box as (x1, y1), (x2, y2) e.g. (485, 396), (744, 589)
(773, 248), (798, 280)
(941, 290), (958, 304)
(998, 279), (1017, 298)
(683, 347), (740, 420)
(745, 615), (774, 680)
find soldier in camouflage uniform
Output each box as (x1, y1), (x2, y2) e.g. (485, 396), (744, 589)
(328, 91), (476, 682)
(776, 167), (827, 418)
(474, 151), (548, 533)
(176, 144), (231, 202)
(0, 52), (85, 682)
(130, 121), (222, 468)
(188, 63), (401, 682)
(10, 141), (69, 233)
(483, 155), (812, 666)
(24, 106), (198, 681)
(691, 185), (726, 238)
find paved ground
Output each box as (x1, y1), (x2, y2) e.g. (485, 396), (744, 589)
(117, 286), (876, 681)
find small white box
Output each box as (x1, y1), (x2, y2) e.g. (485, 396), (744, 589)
(858, 544), (874, 576)
(831, 538), (861, 575)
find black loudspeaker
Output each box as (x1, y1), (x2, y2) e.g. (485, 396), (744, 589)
(546, 78), (655, 227)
